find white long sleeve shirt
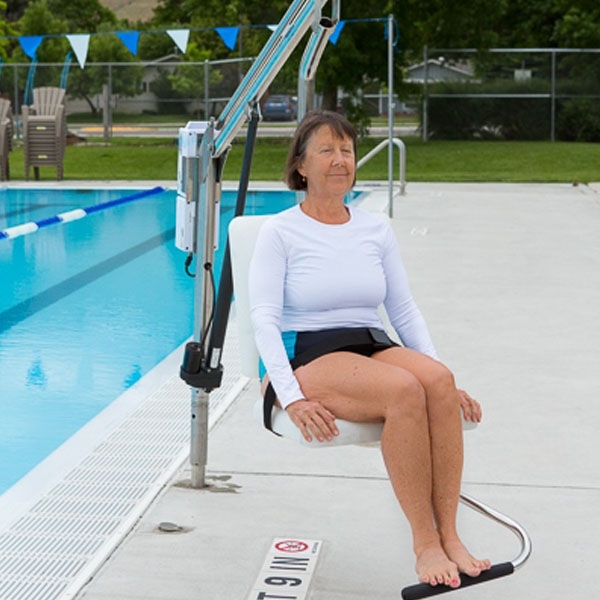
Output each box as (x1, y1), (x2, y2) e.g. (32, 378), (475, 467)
(248, 204), (438, 409)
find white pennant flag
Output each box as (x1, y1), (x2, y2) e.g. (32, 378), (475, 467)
(167, 29), (190, 54)
(66, 34), (90, 68)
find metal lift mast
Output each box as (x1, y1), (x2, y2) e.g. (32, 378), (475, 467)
(176, 0), (340, 489)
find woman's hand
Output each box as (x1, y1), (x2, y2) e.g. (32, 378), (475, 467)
(458, 389), (482, 423)
(286, 399), (339, 443)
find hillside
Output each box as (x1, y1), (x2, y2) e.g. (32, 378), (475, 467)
(101, 0), (159, 23)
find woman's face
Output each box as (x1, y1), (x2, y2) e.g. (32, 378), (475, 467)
(297, 125), (355, 199)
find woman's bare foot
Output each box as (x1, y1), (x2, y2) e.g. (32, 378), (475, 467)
(416, 545), (460, 588)
(442, 538), (491, 578)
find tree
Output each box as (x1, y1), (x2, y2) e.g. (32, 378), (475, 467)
(4, 0), (28, 22)
(11, 0), (69, 90)
(552, 0), (600, 48)
(47, 0), (117, 32)
(66, 25), (144, 114)
(398, 0), (507, 54)
(12, 0), (139, 114)
(0, 0), (17, 61)
(151, 0), (292, 60)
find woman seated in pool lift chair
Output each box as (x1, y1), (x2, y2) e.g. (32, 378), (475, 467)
(248, 110), (491, 591)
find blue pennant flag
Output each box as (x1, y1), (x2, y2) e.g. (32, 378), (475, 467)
(19, 36), (44, 59)
(385, 19), (399, 46)
(329, 21), (345, 45)
(116, 31), (140, 56)
(215, 26), (239, 51)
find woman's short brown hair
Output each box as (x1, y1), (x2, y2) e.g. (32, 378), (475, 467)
(284, 110), (358, 191)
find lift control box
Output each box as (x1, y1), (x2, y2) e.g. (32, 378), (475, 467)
(175, 121), (209, 252)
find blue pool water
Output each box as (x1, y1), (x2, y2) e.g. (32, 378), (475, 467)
(0, 186), (298, 495)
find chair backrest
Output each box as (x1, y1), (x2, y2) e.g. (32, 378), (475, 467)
(229, 215), (270, 379)
(32, 87), (66, 115)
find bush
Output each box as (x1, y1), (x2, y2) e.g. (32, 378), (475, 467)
(557, 98), (600, 142)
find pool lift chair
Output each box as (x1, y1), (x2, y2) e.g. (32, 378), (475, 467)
(174, 1), (531, 597)
(227, 215), (532, 599)
(22, 86), (67, 181)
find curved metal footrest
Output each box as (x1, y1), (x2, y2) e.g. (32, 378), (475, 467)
(401, 492), (532, 599)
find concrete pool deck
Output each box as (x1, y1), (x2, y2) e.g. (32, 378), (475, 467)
(68, 181), (600, 600)
(1, 181), (599, 599)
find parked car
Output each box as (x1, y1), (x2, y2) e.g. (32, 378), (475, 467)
(262, 94), (298, 121)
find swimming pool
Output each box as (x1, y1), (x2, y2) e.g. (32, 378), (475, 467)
(0, 186), (298, 495)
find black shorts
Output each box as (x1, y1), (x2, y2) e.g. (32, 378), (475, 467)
(261, 327), (399, 432)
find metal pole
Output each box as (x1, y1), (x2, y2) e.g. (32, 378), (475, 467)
(102, 84), (110, 143)
(422, 45), (429, 142)
(550, 50), (556, 142)
(108, 64), (113, 139)
(387, 14), (394, 217)
(189, 122), (219, 489)
(204, 59), (209, 120)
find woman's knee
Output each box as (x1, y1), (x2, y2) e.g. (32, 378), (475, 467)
(384, 374), (427, 422)
(425, 362), (460, 416)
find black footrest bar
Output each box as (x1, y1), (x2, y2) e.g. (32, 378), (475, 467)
(401, 562), (514, 599)
(401, 492), (531, 599)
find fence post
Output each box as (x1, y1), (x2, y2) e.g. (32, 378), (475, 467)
(204, 59), (210, 120)
(102, 84), (110, 142)
(422, 45), (429, 142)
(387, 14), (395, 217)
(550, 49), (556, 142)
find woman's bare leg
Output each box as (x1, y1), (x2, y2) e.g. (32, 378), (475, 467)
(294, 351), (461, 587)
(373, 348), (491, 578)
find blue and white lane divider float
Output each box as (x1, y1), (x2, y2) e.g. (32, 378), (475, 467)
(0, 186), (165, 240)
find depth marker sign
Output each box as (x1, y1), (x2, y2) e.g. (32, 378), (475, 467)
(248, 537), (322, 599)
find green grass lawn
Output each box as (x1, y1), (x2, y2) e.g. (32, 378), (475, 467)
(6, 136), (600, 183)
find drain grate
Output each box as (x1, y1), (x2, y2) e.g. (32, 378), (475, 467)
(0, 325), (246, 600)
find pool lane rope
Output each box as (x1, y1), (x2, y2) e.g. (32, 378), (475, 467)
(0, 186), (165, 240)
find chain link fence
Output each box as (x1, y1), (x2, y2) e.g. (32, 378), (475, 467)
(0, 55), (403, 141)
(0, 57), (257, 139)
(5, 48), (593, 142)
(416, 47), (600, 142)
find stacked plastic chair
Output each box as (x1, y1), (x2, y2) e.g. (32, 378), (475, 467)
(22, 87), (67, 181)
(0, 98), (13, 181)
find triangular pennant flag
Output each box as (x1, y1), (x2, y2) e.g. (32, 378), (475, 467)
(329, 21), (345, 45)
(19, 36), (43, 59)
(215, 26), (239, 51)
(66, 34), (90, 68)
(116, 31), (140, 56)
(167, 29), (190, 54)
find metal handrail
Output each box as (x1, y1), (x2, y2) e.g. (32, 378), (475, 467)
(356, 137), (406, 216)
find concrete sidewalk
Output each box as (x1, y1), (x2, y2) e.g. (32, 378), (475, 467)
(76, 182), (600, 600)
